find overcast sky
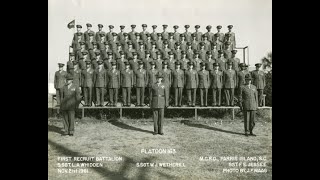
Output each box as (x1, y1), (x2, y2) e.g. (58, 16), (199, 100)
(48, 0), (272, 83)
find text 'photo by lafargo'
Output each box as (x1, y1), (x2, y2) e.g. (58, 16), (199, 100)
(48, 0), (272, 179)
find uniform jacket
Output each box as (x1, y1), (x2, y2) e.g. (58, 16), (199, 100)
(185, 69), (198, 89)
(204, 32), (214, 42)
(60, 83), (81, 111)
(223, 49), (232, 59)
(72, 69), (82, 87)
(223, 69), (237, 88)
(251, 70), (266, 89)
(117, 58), (128, 71)
(73, 32), (85, 44)
(168, 39), (176, 50)
(173, 32), (180, 42)
(215, 58), (227, 71)
(198, 70), (210, 88)
(147, 69), (159, 87)
(239, 84), (258, 111)
(210, 70), (223, 89)
(84, 30), (95, 42)
(128, 31), (137, 42)
(229, 58), (240, 71)
(107, 69), (120, 88)
(155, 59), (163, 71)
(162, 48), (171, 59)
(199, 49), (207, 61)
(180, 41), (187, 52)
(125, 49), (136, 60)
(172, 69), (184, 88)
(121, 69), (134, 88)
(82, 68), (94, 87)
(193, 32), (203, 41)
(204, 59), (216, 71)
(134, 68), (147, 87)
(161, 68), (172, 87)
(184, 32), (192, 42)
(237, 70), (248, 88)
(151, 83), (168, 108)
(143, 58), (153, 70)
(168, 59), (176, 70)
(95, 31), (106, 42)
(130, 60), (139, 71)
(140, 31), (149, 42)
(162, 32), (169, 40)
(117, 32), (125, 42)
(93, 68), (107, 87)
(213, 32), (225, 43)
(54, 70), (67, 89)
(173, 49), (182, 60)
(224, 32), (236, 47)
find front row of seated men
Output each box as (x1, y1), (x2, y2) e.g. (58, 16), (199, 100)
(54, 59), (265, 107)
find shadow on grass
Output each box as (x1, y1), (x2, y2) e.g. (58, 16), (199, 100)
(181, 120), (245, 136)
(48, 139), (175, 180)
(48, 124), (63, 135)
(108, 119), (154, 135)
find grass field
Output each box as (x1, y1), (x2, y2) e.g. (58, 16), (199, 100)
(48, 115), (272, 180)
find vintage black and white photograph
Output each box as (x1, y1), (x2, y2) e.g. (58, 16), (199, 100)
(48, 0), (272, 179)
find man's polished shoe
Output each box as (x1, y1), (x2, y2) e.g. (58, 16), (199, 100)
(250, 133), (256, 136)
(244, 133), (249, 137)
(159, 133), (164, 135)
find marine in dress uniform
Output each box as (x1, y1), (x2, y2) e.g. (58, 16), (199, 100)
(161, 61), (172, 106)
(186, 42), (194, 61)
(239, 74), (258, 136)
(147, 62), (159, 105)
(134, 61), (147, 106)
(85, 32), (96, 50)
(172, 61), (184, 106)
(204, 51), (215, 74)
(204, 25), (214, 42)
(126, 42), (136, 60)
(140, 24), (149, 42)
(236, 63), (249, 96)
(250, 63), (266, 107)
(109, 32), (119, 52)
(223, 62), (237, 106)
(180, 51), (189, 71)
(144, 34), (153, 51)
(193, 51), (202, 71)
(210, 63), (223, 106)
(121, 33), (131, 53)
(82, 60), (94, 106)
(198, 62), (210, 107)
(183, 25), (192, 42)
(104, 52), (115, 71)
(216, 50), (227, 71)
(199, 42), (207, 61)
(213, 25), (224, 43)
(223, 41), (233, 59)
(229, 50), (240, 72)
(121, 62), (134, 106)
(211, 42), (219, 60)
(168, 52), (176, 70)
(151, 73), (168, 135)
(156, 33), (164, 50)
(54, 63), (67, 106)
(128, 24), (137, 42)
(91, 51), (101, 70)
(224, 25), (236, 50)
(117, 25), (126, 42)
(173, 25), (180, 42)
(162, 24), (169, 41)
(113, 43), (123, 60)
(107, 62), (120, 106)
(162, 41), (171, 59)
(191, 34), (199, 51)
(117, 51), (128, 71)
(72, 25), (84, 46)
(173, 42), (182, 60)
(202, 35), (212, 51)
(133, 33), (143, 50)
(106, 25), (115, 42)
(213, 34), (223, 51)
(143, 51), (153, 70)
(60, 74), (81, 136)
(155, 51), (163, 71)
(168, 33), (176, 50)
(72, 61), (82, 88)
(93, 60), (107, 106)
(150, 42), (158, 59)
(136, 42), (146, 60)
(150, 25), (158, 41)
(185, 62), (198, 106)
(84, 23), (95, 42)
(180, 34), (187, 52)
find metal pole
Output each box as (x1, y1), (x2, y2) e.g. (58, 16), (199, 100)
(247, 46), (249, 66)
(243, 48), (245, 64)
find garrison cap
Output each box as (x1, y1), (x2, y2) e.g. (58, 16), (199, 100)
(109, 25), (114, 29)
(131, 24), (136, 28)
(212, 42), (217, 46)
(162, 24), (168, 28)
(152, 25), (157, 29)
(188, 61), (194, 65)
(199, 42), (205, 46)
(217, 25), (222, 29)
(119, 51), (125, 55)
(227, 25), (233, 29)
(206, 25), (212, 29)
(76, 25), (82, 28)
(175, 61), (181, 66)
(124, 61), (130, 65)
(66, 74), (74, 80)
(142, 24), (147, 27)
(104, 41), (109, 45)
(231, 50), (237, 54)
(86, 23), (92, 27)
(92, 41), (97, 45)
(123, 32), (128, 36)
(79, 41), (85, 45)
(175, 42), (181, 46)
(151, 41), (156, 45)
(181, 51), (186, 54)
(255, 63), (262, 67)
(116, 42), (122, 46)
(127, 41), (133, 45)
(58, 63), (65, 67)
(98, 24), (103, 28)
(184, 25), (190, 28)
(168, 51), (174, 55)
(163, 40), (168, 44)
(206, 51), (212, 55)
(139, 41), (144, 45)
(173, 25), (179, 29)
(195, 25), (200, 29)
(120, 25), (125, 29)
(132, 52), (137, 55)
(162, 61), (168, 65)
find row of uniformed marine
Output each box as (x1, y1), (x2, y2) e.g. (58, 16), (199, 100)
(71, 24), (236, 61)
(55, 58), (265, 108)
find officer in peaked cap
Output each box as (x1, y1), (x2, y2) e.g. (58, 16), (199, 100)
(54, 63), (67, 107)
(82, 60), (94, 106)
(162, 24), (169, 40)
(205, 25), (214, 42)
(185, 61), (198, 107)
(93, 59), (107, 107)
(151, 72), (168, 135)
(239, 74), (258, 136)
(129, 24), (137, 42)
(172, 61), (184, 107)
(107, 61), (120, 106)
(198, 61), (210, 107)
(194, 25), (202, 41)
(214, 25), (224, 43)
(184, 25), (192, 42)
(211, 62), (223, 106)
(140, 24), (149, 42)
(134, 60), (147, 107)
(173, 25), (180, 41)
(229, 49), (240, 72)
(151, 25), (158, 41)
(118, 25), (126, 42)
(84, 23), (95, 42)
(223, 61), (236, 106)
(225, 25), (236, 49)
(250, 63), (265, 107)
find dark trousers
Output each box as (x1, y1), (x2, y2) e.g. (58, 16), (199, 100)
(244, 110), (256, 134)
(212, 88), (221, 106)
(257, 89), (264, 106)
(56, 88), (63, 105)
(136, 87), (145, 105)
(83, 87), (92, 106)
(109, 88), (118, 105)
(174, 87), (183, 106)
(62, 110), (75, 134)
(122, 87), (131, 106)
(95, 87), (104, 106)
(165, 87), (170, 106)
(224, 88), (234, 106)
(200, 88), (208, 106)
(153, 108), (164, 134)
(187, 89), (196, 106)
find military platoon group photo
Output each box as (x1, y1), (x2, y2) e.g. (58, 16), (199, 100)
(54, 23), (266, 136)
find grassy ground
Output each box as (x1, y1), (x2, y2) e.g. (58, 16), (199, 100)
(48, 115), (272, 180)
